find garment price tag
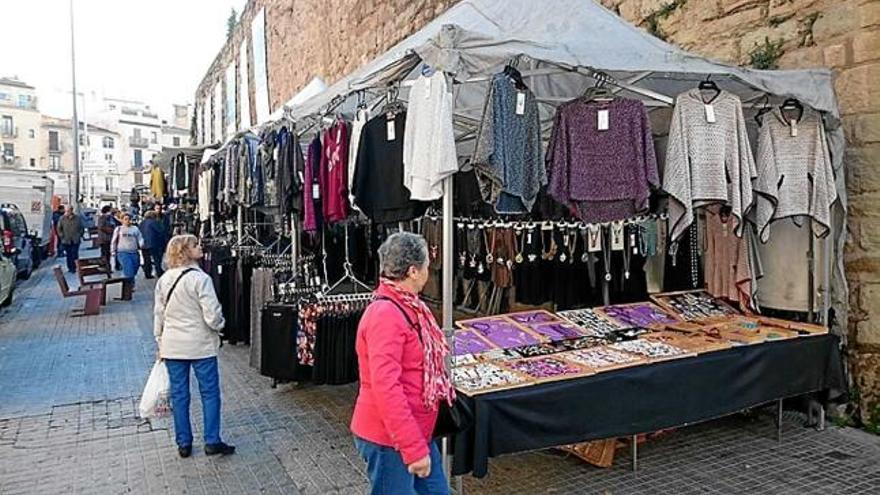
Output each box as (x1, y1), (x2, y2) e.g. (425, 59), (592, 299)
(297, 171), (304, 183)
(386, 119), (396, 141)
(516, 92), (526, 115)
(312, 183), (320, 199)
(597, 109), (609, 131)
(527, 232), (532, 244)
(704, 104), (716, 123)
(273, 147), (279, 163)
(790, 119), (798, 137)
(336, 127), (342, 144)
(218, 264), (223, 274)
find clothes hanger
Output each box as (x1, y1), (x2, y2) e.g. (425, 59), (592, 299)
(697, 75), (721, 103)
(780, 97), (804, 122)
(380, 84), (406, 117)
(583, 71), (615, 102)
(503, 56), (528, 90)
(754, 93), (772, 126)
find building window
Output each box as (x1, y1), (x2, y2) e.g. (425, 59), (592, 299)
(104, 153), (113, 162)
(48, 130), (59, 152)
(80, 151), (86, 162)
(133, 149), (143, 169)
(28, 129), (35, 139)
(173, 136), (181, 146)
(0, 92), (7, 101)
(79, 134), (89, 146)
(1, 116), (12, 136)
(102, 136), (114, 148)
(49, 155), (60, 171)
(17, 95), (32, 108)
(2, 143), (14, 160)
(133, 128), (142, 138)
(29, 158), (35, 167)
(151, 131), (158, 144)
(105, 177), (114, 192)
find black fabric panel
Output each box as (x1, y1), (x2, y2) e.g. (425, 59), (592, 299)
(260, 304), (312, 381)
(452, 335), (846, 478)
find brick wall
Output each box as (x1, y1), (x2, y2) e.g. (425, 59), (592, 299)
(195, 0), (880, 420)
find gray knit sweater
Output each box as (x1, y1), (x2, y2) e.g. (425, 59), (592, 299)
(663, 89), (756, 242)
(753, 107), (836, 242)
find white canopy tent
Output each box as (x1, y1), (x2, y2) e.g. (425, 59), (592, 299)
(272, 0), (847, 339)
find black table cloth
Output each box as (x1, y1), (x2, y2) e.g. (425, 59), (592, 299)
(452, 334), (845, 477)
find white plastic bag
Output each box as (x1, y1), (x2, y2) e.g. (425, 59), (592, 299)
(139, 360), (171, 419)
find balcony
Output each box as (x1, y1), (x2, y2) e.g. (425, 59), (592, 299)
(1, 126), (17, 138)
(129, 136), (149, 148)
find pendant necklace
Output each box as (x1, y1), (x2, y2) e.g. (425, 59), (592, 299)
(514, 227), (526, 264)
(602, 226), (613, 282)
(580, 226), (590, 263)
(541, 226), (557, 260)
(483, 226), (496, 265)
(565, 229), (577, 264)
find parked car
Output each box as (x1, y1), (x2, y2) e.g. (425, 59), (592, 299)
(0, 206), (34, 279)
(0, 249), (16, 306)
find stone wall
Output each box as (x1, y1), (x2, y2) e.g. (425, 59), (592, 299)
(600, 0), (880, 422)
(194, 0), (880, 420)
(195, 0), (456, 136)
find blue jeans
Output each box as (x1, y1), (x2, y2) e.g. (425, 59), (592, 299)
(165, 357), (222, 448)
(354, 437), (450, 495)
(117, 251), (140, 283)
(62, 242), (79, 273)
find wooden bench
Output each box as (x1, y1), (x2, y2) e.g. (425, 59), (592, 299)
(53, 265), (102, 316)
(75, 259), (133, 302)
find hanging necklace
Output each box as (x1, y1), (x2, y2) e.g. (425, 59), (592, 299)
(457, 223), (467, 268)
(622, 225), (633, 280)
(514, 227), (525, 264)
(610, 221), (625, 251)
(565, 228), (577, 264)
(483, 225), (496, 265)
(527, 227), (538, 263)
(580, 225), (590, 263)
(587, 224), (602, 253)
(602, 226), (613, 282)
(541, 225), (557, 260)
(559, 227), (569, 263)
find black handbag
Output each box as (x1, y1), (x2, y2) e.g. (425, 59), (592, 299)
(432, 396), (474, 439)
(373, 296), (474, 438)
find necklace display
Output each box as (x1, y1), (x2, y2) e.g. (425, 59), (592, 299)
(580, 226), (590, 263)
(514, 227), (525, 264)
(541, 225), (557, 260)
(483, 226), (496, 265)
(602, 226), (613, 282)
(562, 228), (577, 264)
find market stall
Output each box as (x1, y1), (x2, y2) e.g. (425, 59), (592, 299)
(191, 0), (850, 483)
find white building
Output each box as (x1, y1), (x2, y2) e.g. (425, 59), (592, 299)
(94, 98), (164, 194)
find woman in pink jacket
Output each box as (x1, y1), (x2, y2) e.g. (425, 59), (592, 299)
(350, 232), (455, 495)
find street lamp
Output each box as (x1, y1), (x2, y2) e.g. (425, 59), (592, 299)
(69, 0), (81, 213)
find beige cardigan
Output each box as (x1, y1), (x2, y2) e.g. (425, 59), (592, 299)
(154, 264), (225, 360)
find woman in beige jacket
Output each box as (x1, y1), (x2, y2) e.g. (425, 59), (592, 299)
(153, 234), (234, 458)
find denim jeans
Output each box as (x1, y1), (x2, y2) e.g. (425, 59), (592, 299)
(117, 251), (140, 283)
(165, 357), (222, 448)
(62, 242), (79, 273)
(354, 436), (450, 495)
(150, 247), (165, 277)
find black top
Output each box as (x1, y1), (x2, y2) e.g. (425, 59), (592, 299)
(352, 111), (428, 223)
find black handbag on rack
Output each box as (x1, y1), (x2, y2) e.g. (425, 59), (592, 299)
(373, 296), (474, 438)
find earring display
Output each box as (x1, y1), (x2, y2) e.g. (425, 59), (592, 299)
(506, 310), (561, 326)
(599, 302), (680, 329)
(651, 290), (741, 323)
(527, 322), (591, 341)
(458, 317), (543, 349)
(506, 342), (565, 358)
(502, 356), (594, 382)
(557, 308), (625, 337)
(453, 328), (497, 355)
(558, 346), (645, 372)
(551, 335), (606, 351)
(453, 353), (481, 366)
(609, 338), (692, 361)
(453, 362), (533, 395)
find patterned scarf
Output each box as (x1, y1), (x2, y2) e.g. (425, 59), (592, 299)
(378, 278), (456, 410)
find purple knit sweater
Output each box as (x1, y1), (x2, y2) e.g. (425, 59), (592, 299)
(546, 98), (659, 222)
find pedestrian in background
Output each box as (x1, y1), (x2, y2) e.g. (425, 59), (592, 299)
(350, 232), (455, 495)
(52, 204), (66, 258)
(111, 213), (144, 286)
(96, 205), (115, 267)
(154, 234), (235, 459)
(140, 211), (168, 279)
(56, 205), (84, 274)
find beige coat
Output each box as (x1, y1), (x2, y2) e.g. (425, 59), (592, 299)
(154, 264), (225, 360)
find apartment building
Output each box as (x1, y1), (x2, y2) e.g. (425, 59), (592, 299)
(0, 77), (42, 170)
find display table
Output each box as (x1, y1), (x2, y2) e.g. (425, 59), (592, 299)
(451, 334), (845, 477)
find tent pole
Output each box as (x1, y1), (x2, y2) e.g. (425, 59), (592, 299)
(441, 174), (455, 488)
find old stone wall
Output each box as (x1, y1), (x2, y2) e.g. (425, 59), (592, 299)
(194, 0), (880, 420)
(194, 0), (456, 135)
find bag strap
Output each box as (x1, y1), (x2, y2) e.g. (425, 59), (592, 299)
(374, 296), (421, 342)
(164, 268), (196, 314)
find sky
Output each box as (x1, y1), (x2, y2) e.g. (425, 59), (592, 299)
(0, 0), (247, 121)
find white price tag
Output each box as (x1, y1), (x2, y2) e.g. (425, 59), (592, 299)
(790, 120), (798, 137)
(705, 104), (716, 123)
(588, 226), (602, 253)
(515, 92), (526, 115)
(336, 127), (342, 144)
(526, 232), (532, 244)
(386, 119), (396, 141)
(218, 265), (223, 274)
(273, 147), (279, 163)
(611, 222), (625, 251)
(597, 109), (609, 131)
(312, 183), (320, 199)
(297, 171), (304, 183)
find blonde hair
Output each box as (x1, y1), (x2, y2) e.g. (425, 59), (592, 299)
(164, 234), (200, 269)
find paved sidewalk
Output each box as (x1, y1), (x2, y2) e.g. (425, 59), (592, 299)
(1, 257), (879, 494)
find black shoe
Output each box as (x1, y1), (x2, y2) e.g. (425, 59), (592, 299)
(145, 275), (155, 279)
(205, 442), (235, 456)
(178, 446), (192, 458)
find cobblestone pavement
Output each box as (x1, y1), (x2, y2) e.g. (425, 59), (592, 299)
(1, 256), (879, 494)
